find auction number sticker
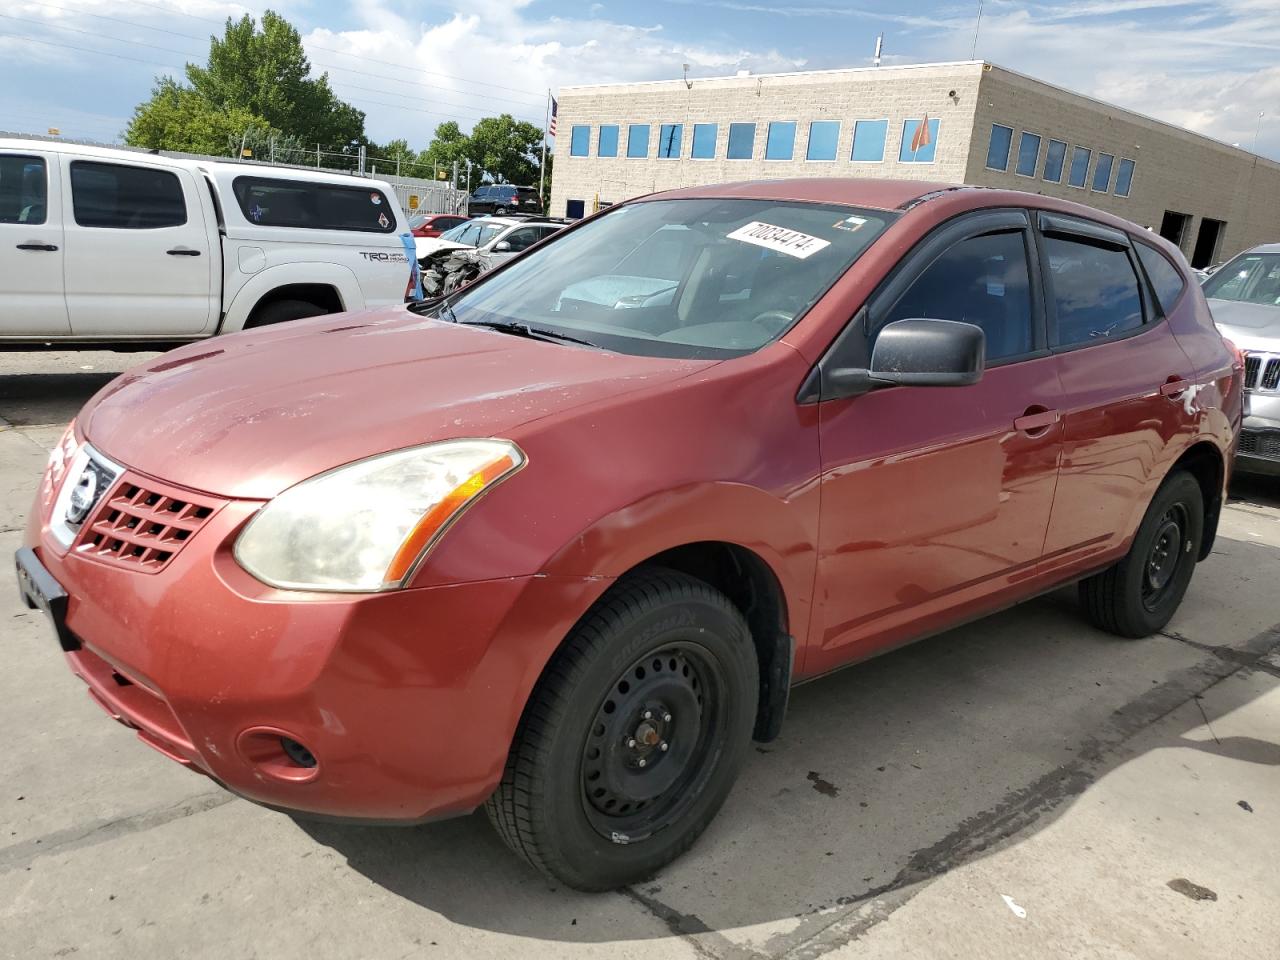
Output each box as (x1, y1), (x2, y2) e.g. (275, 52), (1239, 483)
(726, 221), (830, 259)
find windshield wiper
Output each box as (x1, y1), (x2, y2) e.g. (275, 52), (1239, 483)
(458, 318), (601, 349)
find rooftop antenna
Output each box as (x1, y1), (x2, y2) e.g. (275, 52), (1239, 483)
(874, 34), (883, 67)
(971, 0), (984, 60)
(683, 63), (692, 90)
(1253, 111), (1265, 155)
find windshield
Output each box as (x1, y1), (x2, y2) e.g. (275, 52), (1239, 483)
(1203, 252), (1280, 306)
(408, 214), (428, 229)
(421, 198), (892, 359)
(439, 220), (504, 246)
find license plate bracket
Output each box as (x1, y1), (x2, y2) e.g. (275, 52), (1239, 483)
(14, 547), (76, 651)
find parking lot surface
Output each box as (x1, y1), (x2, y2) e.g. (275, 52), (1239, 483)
(3, 350), (1279, 959)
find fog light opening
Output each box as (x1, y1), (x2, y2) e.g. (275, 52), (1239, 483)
(280, 736), (317, 768)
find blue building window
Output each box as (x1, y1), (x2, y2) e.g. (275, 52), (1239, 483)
(1092, 153), (1114, 192)
(1042, 139), (1067, 183)
(627, 124), (650, 159)
(806, 120), (840, 161)
(597, 124), (619, 158)
(691, 123), (717, 159)
(765, 121), (797, 160)
(1068, 146), (1091, 187)
(1016, 132), (1041, 177)
(851, 119), (888, 162)
(569, 125), (590, 157)
(658, 123), (683, 159)
(899, 118), (939, 163)
(727, 122), (755, 160)
(1114, 158), (1136, 198)
(986, 123), (1013, 171)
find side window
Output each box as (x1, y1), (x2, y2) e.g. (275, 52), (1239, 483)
(1044, 235), (1144, 347)
(70, 161), (186, 229)
(1134, 244), (1187, 315)
(501, 227), (540, 251)
(0, 155), (47, 225)
(882, 231), (1034, 362)
(231, 177), (395, 233)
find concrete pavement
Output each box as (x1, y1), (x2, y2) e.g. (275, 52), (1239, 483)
(2, 350), (1278, 959)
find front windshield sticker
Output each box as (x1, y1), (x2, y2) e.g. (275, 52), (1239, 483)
(726, 221), (830, 259)
(833, 215), (868, 232)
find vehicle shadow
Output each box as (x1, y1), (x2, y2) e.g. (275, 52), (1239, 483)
(0, 370), (123, 427)
(1230, 473), (1280, 510)
(297, 534), (1280, 948)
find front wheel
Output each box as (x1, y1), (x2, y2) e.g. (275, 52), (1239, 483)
(1079, 470), (1204, 638)
(485, 569), (759, 891)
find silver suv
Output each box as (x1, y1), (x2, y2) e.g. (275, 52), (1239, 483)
(1204, 243), (1280, 476)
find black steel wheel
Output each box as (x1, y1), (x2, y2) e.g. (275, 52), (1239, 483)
(1080, 470), (1205, 638)
(486, 569), (758, 891)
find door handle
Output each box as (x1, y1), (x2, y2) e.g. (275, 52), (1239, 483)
(1013, 407), (1061, 435)
(1160, 378), (1189, 398)
(166, 247), (201, 256)
(16, 242), (58, 251)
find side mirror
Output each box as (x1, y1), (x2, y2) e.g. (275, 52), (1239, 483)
(869, 318), (985, 387)
(493, 240), (512, 252)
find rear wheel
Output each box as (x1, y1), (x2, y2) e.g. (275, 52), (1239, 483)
(1079, 470), (1204, 638)
(485, 569), (758, 891)
(246, 298), (327, 328)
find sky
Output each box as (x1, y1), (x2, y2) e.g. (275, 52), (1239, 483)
(0, 0), (1276, 162)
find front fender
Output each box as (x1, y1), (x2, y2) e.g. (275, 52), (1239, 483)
(220, 262), (362, 333)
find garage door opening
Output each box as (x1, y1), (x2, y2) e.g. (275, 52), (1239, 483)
(1191, 218), (1225, 270)
(1159, 210), (1191, 249)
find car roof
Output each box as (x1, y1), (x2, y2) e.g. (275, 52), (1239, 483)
(1237, 243), (1280, 255)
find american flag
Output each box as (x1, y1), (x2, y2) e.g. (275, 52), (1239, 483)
(549, 96), (558, 137)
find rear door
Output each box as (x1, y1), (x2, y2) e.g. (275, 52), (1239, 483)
(811, 209), (1065, 673)
(63, 158), (216, 336)
(1035, 213), (1194, 575)
(0, 148), (68, 335)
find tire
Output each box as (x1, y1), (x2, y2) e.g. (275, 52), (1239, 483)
(1079, 470), (1204, 638)
(494, 206), (507, 215)
(246, 298), (327, 328)
(485, 568), (759, 891)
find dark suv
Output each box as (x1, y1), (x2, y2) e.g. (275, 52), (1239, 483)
(468, 184), (542, 216)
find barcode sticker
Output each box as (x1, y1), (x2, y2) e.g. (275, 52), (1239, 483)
(726, 221), (831, 259)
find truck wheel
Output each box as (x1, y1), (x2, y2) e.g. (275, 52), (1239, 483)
(246, 299), (327, 328)
(1079, 470), (1204, 638)
(486, 569), (758, 891)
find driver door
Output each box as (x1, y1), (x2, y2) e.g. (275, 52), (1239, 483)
(809, 209), (1065, 675)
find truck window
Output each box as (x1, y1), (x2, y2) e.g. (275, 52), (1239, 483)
(0, 155), (47, 225)
(232, 177), (397, 233)
(70, 161), (187, 229)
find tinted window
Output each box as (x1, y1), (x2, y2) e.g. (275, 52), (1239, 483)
(569, 125), (590, 157)
(627, 124), (650, 158)
(851, 119), (888, 162)
(1135, 244), (1187, 314)
(1045, 235), (1144, 346)
(727, 123), (755, 160)
(1042, 139), (1067, 183)
(1114, 158), (1136, 197)
(986, 124), (1013, 171)
(658, 123), (683, 159)
(598, 125), (619, 158)
(1016, 132), (1041, 176)
(497, 226), (543, 252)
(899, 118), (939, 163)
(1068, 147), (1091, 188)
(232, 177), (395, 233)
(691, 123), (717, 159)
(71, 161), (185, 229)
(765, 121), (796, 160)
(1092, 153), (1114, 192)
(0, 154), (46, 225)
(806, 120), (840, 161)
(1203, 253), (1280, 306)
(883, 231), (1034, 361)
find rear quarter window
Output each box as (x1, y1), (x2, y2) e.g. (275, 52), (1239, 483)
(1134, 243), (1187, 315)
(232, 177), (397, 233)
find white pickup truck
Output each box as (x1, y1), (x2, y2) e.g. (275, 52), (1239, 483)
(0, 137), (416, 346)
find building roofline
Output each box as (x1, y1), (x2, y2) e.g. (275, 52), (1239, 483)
(558, 59), (985, 93)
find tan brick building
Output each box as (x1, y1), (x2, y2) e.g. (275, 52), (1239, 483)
(550, 61), (1280, 267)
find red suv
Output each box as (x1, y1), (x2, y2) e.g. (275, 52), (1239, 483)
(17, 179), (1241, 891)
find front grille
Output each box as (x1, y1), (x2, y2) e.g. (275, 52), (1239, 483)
(1264, 359), (1280, 390)
(75, 474), (223, 572)
(1245, 355), (1261, 387)
(1240, 431), (1280, 459)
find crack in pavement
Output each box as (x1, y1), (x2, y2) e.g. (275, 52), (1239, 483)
(620, 887), (765, 960)
(1159, 629), (1280, 679)
(0, 791), (235, 874)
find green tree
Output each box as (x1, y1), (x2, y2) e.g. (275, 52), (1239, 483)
(468, 114), (545, 185)
(125, 10), (366, 153)
(125, 79), (273, 156)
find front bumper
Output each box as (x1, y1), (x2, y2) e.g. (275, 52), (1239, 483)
(1235, 397), (1280, 477)
(21, 475), (609, 822)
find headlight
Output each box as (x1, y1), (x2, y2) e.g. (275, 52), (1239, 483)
(234, 439), (524, 592)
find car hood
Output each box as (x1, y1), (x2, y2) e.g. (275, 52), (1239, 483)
(415, 237), (470, 259)
(80, 307), (713, 500)
(1209, 299), (1280, 353)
